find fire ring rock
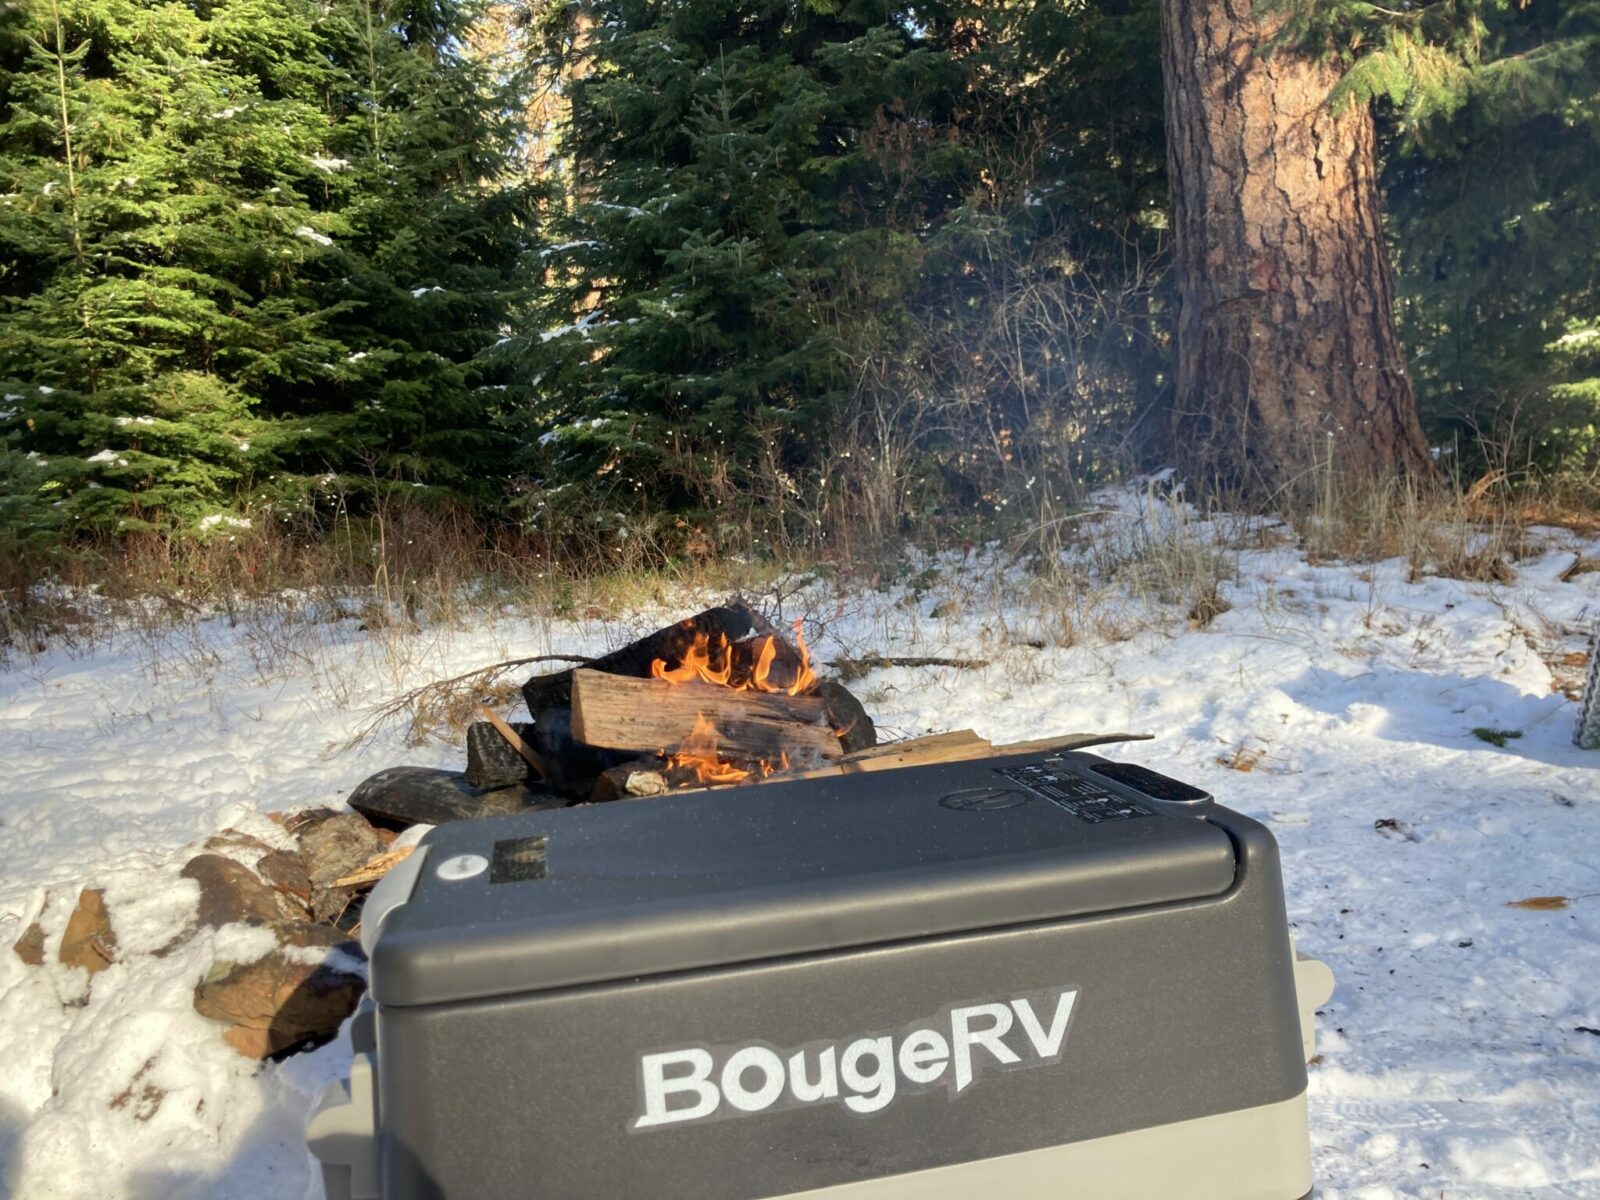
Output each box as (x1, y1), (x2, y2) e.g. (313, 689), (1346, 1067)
(181, 854), (308, 928)
(194, 949), (366, 1060)
(296, 813), (386, 922)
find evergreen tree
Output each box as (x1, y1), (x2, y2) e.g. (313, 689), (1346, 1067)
(1270, 0), (1600, 474)
(271, 0), (541, 507)
(516, 0), (973, 543)
(0, 0), (538, 542)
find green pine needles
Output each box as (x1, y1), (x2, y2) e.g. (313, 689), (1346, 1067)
(0, 0), (538, 541)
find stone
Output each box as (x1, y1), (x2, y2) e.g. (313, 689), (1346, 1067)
(194, 951), (366, 1060)
(202, 830), (275, 857)
(59, 888), (117, 975)
(298, 814), (384, 886)
(347, 766), (564, 830)
(13, 920), (46, 966)
(273, 920), (364, 958)
(465, 720), (535, 788)
(181, 854), (306, 928)
(533, 707), (627, 795)
(815, 680), (877, 754)
(256, 849), (313, 905)
(297, 813), (385, 922)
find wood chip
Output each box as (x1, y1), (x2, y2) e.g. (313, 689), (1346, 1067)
(333, 845), (417, 889)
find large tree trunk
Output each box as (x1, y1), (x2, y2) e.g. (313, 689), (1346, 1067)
(1159, 0), (1432, 491)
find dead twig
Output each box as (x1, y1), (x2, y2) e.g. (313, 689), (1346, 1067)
(828, 652), (989, 683)
(341, 654), (592, 751)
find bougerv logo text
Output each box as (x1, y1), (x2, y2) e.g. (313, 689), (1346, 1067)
(633, 986), (1079, 1130)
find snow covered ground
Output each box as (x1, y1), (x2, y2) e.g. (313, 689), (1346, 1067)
(1, 491), (1598, 1199)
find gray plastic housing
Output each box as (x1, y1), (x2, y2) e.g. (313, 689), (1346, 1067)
(362, 751), (1313, 1199)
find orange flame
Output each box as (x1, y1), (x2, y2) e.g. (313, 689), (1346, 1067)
(650, 621), (817, 696)
(650, 620), (818, 787)
(651, 632), (735, 686)
(666, 712), (750, 784)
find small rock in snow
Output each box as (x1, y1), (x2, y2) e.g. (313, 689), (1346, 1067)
(12, 919), (46, 966)
(59, 887), (117, 975)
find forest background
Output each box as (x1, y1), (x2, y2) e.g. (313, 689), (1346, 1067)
(1, 0), (1597, 595)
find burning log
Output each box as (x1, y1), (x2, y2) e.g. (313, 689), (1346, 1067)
(570, 670), (841, 767)
(521, 603), (760, 715)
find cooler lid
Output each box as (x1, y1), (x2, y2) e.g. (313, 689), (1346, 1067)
(370, 751), (1239, 1007)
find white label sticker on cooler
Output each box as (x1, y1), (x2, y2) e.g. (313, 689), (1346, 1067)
(633, 986), (1079, 1131)
(435, 854), (488, 881)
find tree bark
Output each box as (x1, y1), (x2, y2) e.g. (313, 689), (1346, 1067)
(1159, 0), (1432, 491)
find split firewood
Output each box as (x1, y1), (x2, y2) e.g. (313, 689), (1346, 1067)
(466, 720), (535, 787)
(835, 729), (992, 771)
(570, 669), (841, 763)
(988, 732), (1154, 757)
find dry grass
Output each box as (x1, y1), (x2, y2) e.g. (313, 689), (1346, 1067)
(3, 470), (1595, 738)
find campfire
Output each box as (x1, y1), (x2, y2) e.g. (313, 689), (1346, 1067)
(346, 599), (1151, 829)
(527, 603), (868, 802)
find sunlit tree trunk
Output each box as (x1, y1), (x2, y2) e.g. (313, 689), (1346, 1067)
(1159, 0), (1432, 491)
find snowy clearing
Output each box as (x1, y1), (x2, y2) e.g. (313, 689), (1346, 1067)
(2, 495), (1598, 1199)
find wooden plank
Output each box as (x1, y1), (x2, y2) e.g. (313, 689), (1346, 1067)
(569, 670), (842, 762)
(759, 729), (1152, 785)
(837, 730), (992, 773)
(989, 732), (1154, 756)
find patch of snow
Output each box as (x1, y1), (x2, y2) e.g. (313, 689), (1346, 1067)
(294, 226), (333, 247)
(197, 514), (252, 531)
(309, 155), (350, 173)
(0, 494), (1597, 1197)
(410, 286), (444, 298)
(540, 308), (609, 343)
(539, 240), (600, 257)
(85, 449), (127, 466)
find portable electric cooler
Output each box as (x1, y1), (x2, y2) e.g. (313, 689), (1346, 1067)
(308, 750), (1334, 1200)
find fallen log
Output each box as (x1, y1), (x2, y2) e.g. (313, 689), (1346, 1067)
(829, 653), (990, 683)
(570, 669), (841, 763)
